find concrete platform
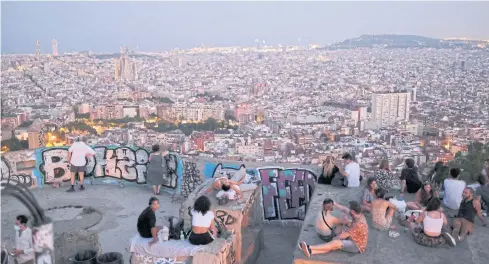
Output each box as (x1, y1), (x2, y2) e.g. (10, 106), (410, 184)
(292, 184), (489, 264)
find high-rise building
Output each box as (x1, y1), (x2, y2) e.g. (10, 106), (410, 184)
(371, 92), (410, 128)
(35, 40), (41, 60)
(52, 39), (58, 56)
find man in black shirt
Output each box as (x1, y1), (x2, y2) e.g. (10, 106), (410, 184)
(137, 197), (161, 246)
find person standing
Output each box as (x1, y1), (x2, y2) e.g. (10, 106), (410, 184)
(137, 197), (162, 247)
(335, 153), (361, 188)
(146, 144), (169, 195)
(13, 215), (34, 264)
(67, 137), (96, 192)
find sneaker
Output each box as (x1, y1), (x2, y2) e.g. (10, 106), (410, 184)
(443, 232), (456, 247)
(79, 185), (85, 191)
(66, 187), (75, 192)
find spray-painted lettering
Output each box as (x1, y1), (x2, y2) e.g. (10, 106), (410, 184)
(259, 168), (317, 220)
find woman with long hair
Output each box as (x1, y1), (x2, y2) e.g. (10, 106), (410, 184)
(407, 182), (439, 210)
(146, 144), (169, 195)
(374, 160), (398, 191)
(407, 197), (456, 247)
(189, 196), (217, 245)
(318, 156), (340, 185)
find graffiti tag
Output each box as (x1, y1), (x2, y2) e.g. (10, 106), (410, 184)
(215, 210), (237, 226)
(181, 161), (202, 197)
(259, 168), (317, 220)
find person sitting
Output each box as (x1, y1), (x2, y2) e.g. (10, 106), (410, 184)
(315, 199), (350, 242)
(188, 196), (218, 245)
(451, 187), (487, 242)
(360, 178), (377, 213)
(475, 174), (489, 211)
(370, 188), (398, 231)
(298, 201), (368, 257)
(216, 182), (242, 200)
(374, 160), (398, 191)
(400, 158), (422, 195)
(427, 161), (449, 185)
(442, 168), (466, 210)
(137, 197), (162, 247)
(318, 156), (340, 185)
(406, 197), (456, 247)
(407, 182), (439, 211)
(335, 153), (361, 188)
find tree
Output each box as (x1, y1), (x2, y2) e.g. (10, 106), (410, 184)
(450, 141), (489, 183)
(1, 137), (28, 151)
(204, 118), (218, 131)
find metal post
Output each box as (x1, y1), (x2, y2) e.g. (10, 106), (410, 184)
(1, 182), (55, 264)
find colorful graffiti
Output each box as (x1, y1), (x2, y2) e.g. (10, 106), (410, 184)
(259, 168), (317, 220)
(37, 146), (178, 187)
(208, 163), (260, 184)
(1, 156), (34, 189)
(180, 161), (202, 197)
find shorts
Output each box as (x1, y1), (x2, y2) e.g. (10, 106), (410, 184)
(412, 227), (446, 247)
(318, 231), (336, 242)
(188, 232), (214, 245)
(70, 165), (86, 173)
(341, 240), (360, 253)
(373, 213), (393, 231)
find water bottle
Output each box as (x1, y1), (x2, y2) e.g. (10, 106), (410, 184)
(180, 230), (185, 240)
(162, 226), (169, 241)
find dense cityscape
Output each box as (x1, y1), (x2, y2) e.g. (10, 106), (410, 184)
(2, 1), (489, 264)
(2, 35), (489, 178)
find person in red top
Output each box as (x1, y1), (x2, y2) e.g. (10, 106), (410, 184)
(299, 201), (368, 257)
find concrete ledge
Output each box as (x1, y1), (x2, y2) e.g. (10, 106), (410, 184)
(180, 179), (261, 263)
(241, 226), (264, 264)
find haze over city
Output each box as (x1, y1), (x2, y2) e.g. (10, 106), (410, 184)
(2, 1), (489, 53)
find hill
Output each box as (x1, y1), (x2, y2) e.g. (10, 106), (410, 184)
(326, 34), (489, 50)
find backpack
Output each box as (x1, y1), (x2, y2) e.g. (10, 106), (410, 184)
(168, 216), (185, 240)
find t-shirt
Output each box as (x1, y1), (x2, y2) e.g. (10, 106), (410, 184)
(191, 210), (214, 228)
(345, 162), (361, 187)
(347, 215), (369, 253)
(137, 207), (156, 238)
(400, 168), (422, 194)
(443, 179), (466, 210)
(68, 142), (96, 166)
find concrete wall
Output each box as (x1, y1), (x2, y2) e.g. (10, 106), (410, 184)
(2, 148), (321, 222)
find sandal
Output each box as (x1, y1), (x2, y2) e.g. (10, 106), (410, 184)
(298, 242), (311, 257)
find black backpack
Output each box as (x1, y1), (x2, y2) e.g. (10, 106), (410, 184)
(168, 216), (185, 240)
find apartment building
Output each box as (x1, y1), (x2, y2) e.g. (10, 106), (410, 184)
(371, 92), (410, 128)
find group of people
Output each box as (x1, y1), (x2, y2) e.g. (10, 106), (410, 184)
(300, 157), (489, 258)
(137, 172), (247, 247)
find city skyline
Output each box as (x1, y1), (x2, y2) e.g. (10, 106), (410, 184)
(2, 1), (489, 54)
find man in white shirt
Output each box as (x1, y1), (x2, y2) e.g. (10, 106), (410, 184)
(13, 215), (34, 264)
(67, 137), (96, 192)
(442, 168), (466, 210)
(336, 153), (361, 187)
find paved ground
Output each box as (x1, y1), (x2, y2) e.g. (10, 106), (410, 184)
(292, 184), (489, 264)
(1, 184), (180, 262)
(255, 224), (302, 264)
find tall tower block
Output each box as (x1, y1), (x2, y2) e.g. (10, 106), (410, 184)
(35, 40), (41, 60)
(52, 39), (58, 56)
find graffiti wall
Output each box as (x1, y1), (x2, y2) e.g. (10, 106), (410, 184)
(202, 161), (318, 221)
(37, 146), (179, 187)
(1, 156), (34, 189)
(259, 168), (316, 220)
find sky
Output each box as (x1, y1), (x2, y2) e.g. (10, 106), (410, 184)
(2, 1), (489, 54)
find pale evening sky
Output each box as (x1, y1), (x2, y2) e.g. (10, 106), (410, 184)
(1, 1), (489, 54)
